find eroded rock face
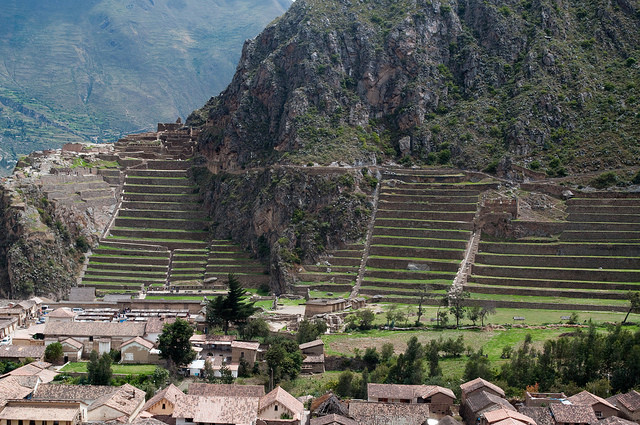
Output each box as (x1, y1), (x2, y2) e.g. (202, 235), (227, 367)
(191, 165), (375, 292)
(189, 0), (640, 173)
(0, 149), (116, 298)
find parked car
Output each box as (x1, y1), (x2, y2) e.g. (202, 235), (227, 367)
(0, 336), (12, 345)
(72, 307), (84, 313)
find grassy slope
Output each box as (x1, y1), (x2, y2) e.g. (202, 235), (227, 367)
(0, 0), (291, 173)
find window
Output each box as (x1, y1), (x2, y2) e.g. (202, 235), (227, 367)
(18, 420), (23, 425)
(595, 412), (603, 419)
(54, 421), (59, 425)
(185, 418), (193, 423)
(89, 336), (93, 342)
(274, 405), (278, 411)
(30, 421), (35, 425)
(162, 403), (166, 409)
(241, 351), (245, 358)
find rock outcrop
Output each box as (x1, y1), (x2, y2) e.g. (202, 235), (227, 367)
(189, 0), (640, 175)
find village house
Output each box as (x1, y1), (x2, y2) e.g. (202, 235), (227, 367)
(310, 393), (350, 418)
(567, 390), (619, 419)
(608, 390), (640, 422)
(549, 404), (597, 425)
(518, 406), (555, 425)
(304, 299), (348, 318)
(461, 390), (514, 424)
(47, 308), (77, 323)
(348, 400), (431, 425)
(480, 408), (536, 425)
(231, 341), (260, 365)
(0, 317), (18, 339)
(524, 392), (567, 407)
(367, 383), (456, 416)
(32, 383), (145, 422)
(258, 386), (305, 424)
(172, 393), (259, 425)
(144, 317), (176, 344)
(597, 416), (638, 425)
(0, 345), (46, 363)
(299, 339), (325, 374)
(309, 413), (357, 425)
(189, 334), (235, 362)
(44, 321), (146, 356)
(140, 383), (183, 421)
(0, 375), (41, 402)
(120, 337), (158, 364)
(60, 338), (84, 362)
(1, 361), (57, 383)
(184, 356), (239, 378)
(0, 400), (83, 425)
(460, 378), (506, 403)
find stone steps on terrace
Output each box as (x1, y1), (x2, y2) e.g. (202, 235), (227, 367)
(478, 241), (640, 256)
(468, 275), (640, 291)
(471, 264), (640, 282)
(474, 253), (640, 269)
(114, 217), (209, 231)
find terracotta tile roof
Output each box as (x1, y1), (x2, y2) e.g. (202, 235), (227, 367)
(598, 416), (637, 425)
(348, 400), (431, 425)
(0, 401), (81, 421)
(439, 415), (464, 425)
(34, 383), (117, 402)
(231, 341), (260, 350)
(189, 334), (235, 344)
(44, 321), (146, 338)
(518, 407), (554, 425)
(549, 403), (597, 424)
(172, 393), (258, 425)
(4, 363), (58, 383)
(48, 308), (77, 318)
(304, 354), (325, 363)
(299, 339), (324, 350)
(617, 390), (640, 412)
(144, 317), (176, 334)
(0, 345), (46, 359)
(259, 386), (304, 418)
(0, 375), (38, 402)
(368, 383), (454, 401)
(310, 413), (357, 425)
(188, 383), (265, 398)
(89, 384), (145, 417)
(61, 337), (84, 350)
(120, 336), (155, 350)
(461, 378), (505, 398)
(422, 385), (456, 400)
(567, 391), (618, 411)
(483, 408), (536, 425)
(465, 391), (514, 416)
(142, 384), (183, 412)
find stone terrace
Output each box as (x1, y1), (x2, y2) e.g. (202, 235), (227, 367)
(466, 193), (640, 311)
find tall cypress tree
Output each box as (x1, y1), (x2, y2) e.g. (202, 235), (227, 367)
(206, 274), (257, 334)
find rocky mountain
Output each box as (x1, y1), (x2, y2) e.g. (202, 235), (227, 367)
(0, 0), (291, 175)
(189, 0), (640, 176)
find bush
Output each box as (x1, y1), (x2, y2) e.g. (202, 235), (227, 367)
(590, 171), (619, 189)
(632, 170), (640, 185)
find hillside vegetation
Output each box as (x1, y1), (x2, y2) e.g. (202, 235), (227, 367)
(190, 0), (640, 176)
(0, 0), (291, 174)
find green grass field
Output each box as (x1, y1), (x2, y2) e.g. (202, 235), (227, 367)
(61, 363), (158, 375)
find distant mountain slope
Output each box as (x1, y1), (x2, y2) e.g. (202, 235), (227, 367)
(189, 0), (639, 176)
(0, 0), (291, 174)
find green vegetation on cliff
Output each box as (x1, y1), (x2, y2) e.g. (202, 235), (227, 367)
(191, 0), (640, 174)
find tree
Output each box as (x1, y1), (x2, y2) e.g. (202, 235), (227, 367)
(265, 336), (303, 387)
(206, 274), (257, 334)
(448, 288), (470, 328)
(416, 284), (435, 325)
(346, 309), (375, 331)
(467, 306), (482, 326)
(463, 349), (493, 382)
(87, 350), (112, 385)
(479, 304), (497, 327)
(623, 291), (640, 323)
(44, 342), (63, 364)
(362, 347), (380, 371)
(158, 318), (196, 367)
(296, 319), (327, 344)
(242, 318), (270, 340)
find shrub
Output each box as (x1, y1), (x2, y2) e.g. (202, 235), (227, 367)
(590, 171), (618, 189)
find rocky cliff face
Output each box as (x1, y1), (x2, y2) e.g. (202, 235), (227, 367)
(0, 149), (116, 298)
(189, 0), (640, 175)
(191, 165), (376, 292)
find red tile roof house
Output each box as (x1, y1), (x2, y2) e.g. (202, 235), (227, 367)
(309, 413), (357, 425)
(609, 390), (640, 422)
(367, 383), (456, 417)
(460, 378), (505, 403)
(567, 390), (619, 420)
(549, 404), (597, 425)
(461, 391), (515, 425)
(0, 400), (84, 425)
(480, 408), (536, 425)
(120, 336), (157, 364)
(348, 400), (432, 425)
(140, 383), (183, 424)
(258, 386), (305, 424)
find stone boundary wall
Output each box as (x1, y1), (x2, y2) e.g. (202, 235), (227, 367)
(367, 258), (460, 272)
(369, 246), (464, 260)
(371, 236), (467, 249)
(374, 227), (470, 239)
(376, 218), (474, 231)
(478, 242), (640, 256)
(568, 213), (640, 223)
(466, 285), (628, 299)
(110, 229), (208, 240)
(378, 201), (477, 212)
(472, 264), (640, 281)
(376, 210), (475, 221)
